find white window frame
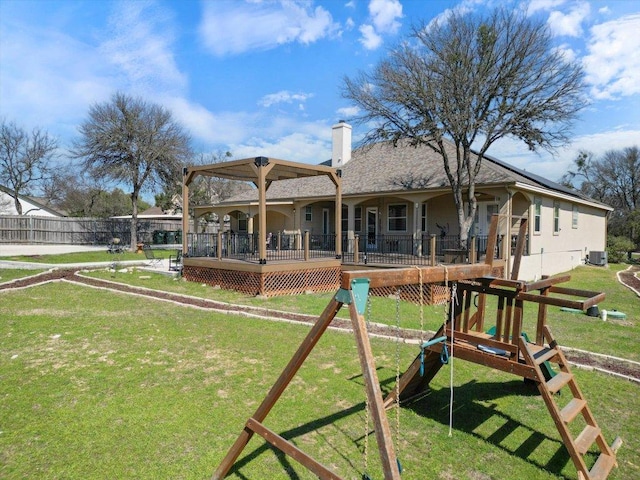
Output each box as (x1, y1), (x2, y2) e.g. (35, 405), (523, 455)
(305, 205), (312, 222)
(354, 206), (362, 232)
(387, 203), (407, 232)
(238, 213), (248, 232)
(534, 197), (542, 234)
(572, 204), (578, 229)
(553, 201), (560, 235)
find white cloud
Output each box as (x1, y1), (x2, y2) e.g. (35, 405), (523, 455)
(164, 97), (259, 146)
(230, 132), (331, 164)
(199, 0), (339, 56)
(583, 13), (640, 100)
(337, 106), (361, 118)
(357, 0), (402, 50)
(359, 24), (382, 50)
(258, 91), (313, 108)
(100, 1), (186, 94)
(546, 1), (590, 37)
(527, 0), (567, 16)
(486, 128), (640, 182)
(368, 0), (402, 34)
(0, 21), (114, 141)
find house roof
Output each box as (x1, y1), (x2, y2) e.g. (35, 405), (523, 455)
(217, 139), (611, 210)
(0, 184), (65, 216)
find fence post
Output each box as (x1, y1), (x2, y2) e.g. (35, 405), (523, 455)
(430, 234), (436, 266)
(304, 231), (310, 261)
(277, 232), (281, 251)
(354, 234), (360, 264)
(470, 236), (477, 264)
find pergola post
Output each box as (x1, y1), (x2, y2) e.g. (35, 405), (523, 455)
(181, 168), (190, 255)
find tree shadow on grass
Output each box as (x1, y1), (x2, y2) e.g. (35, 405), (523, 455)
(222, 375), (576, 479)
(225, 402), (367, 479)
(398, 377), (575, 479)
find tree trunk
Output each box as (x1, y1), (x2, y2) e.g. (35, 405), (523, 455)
(130, 191), (138, 249)
(13, 193), (23, 215)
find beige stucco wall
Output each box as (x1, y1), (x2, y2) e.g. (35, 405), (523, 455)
(515, 194), (608, 280)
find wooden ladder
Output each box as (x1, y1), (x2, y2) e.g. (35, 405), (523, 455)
(519, 326), (620, 480)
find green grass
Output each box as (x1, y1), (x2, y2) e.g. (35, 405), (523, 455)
(80, 262), (639, 360)
(0, 268), (47, 283)
(1, 279), (638, 479)
(0, 248), (175, 264)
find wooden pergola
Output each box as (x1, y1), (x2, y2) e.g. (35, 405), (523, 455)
(181, 157), (343, 297)
(182, 156), (342, 263)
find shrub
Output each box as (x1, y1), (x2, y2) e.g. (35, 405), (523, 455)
(607, 235), (635, 263)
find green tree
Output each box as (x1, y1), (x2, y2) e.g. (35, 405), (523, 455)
(72, 92), (191, 248)
(0, 119), (57, 215)
(563, 146), (639, 248)
(342, 8), (585, 248)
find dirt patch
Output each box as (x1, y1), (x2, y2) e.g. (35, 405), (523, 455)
(2, 268), (638, 381)
(618, 264), (640, 296)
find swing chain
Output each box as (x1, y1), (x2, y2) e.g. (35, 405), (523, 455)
(394, 289), (401, 464)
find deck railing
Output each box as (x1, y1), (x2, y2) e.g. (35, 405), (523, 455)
(186, 232), (339, 262)
(186, 231), (528, 265)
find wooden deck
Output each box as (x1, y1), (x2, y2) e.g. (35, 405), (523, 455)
(182, 256), (342, 297)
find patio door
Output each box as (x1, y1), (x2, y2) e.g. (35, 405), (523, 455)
(322, 208), (330, 235)
(366, 207), (378, 248)
(475, 203), (499, 235)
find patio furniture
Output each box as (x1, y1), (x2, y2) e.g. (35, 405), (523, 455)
(107, 238), (124, 254)
(142, 244), (161, 267)
(169, 250), (182, 272)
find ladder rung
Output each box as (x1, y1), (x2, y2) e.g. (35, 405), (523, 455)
(534, 347), (558, 365)
(546, 371), (573, 394)
(575, 425), (601, 455)
(588, 453), (616, 480)
(560, 398), (586, 424)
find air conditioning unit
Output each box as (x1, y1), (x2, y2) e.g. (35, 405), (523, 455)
(589, 251), (607, 266)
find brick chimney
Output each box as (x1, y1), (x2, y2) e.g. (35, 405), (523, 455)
(331, 120), (352, 168)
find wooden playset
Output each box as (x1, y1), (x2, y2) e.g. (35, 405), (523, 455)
(212, 215), (621, 480)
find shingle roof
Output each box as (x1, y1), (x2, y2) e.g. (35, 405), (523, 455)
(221, 139), (608, 207)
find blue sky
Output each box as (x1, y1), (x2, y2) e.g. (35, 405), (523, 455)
(1, 0), (639, 185)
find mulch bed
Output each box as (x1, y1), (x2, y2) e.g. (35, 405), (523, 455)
(2, 267), (638, 381)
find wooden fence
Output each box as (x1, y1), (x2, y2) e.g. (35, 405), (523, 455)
(0, 215), (188, 245)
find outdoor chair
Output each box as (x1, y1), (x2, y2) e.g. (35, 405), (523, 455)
(142, 244), (162, 267)
(107, 238), (124, 254)
(169, 250), (182, 272)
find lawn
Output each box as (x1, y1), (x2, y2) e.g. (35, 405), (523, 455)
(0, 248), (175, 264)
(1, 271), (638, 479)
(79, 262), (639, 361)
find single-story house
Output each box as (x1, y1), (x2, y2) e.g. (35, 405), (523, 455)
(0, 185), (64, 217)
(184, 122), (611, 288)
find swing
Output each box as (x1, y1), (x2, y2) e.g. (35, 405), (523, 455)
(419, 336), (449, 376)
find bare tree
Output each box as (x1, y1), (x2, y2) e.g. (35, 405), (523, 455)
(343, 8), (586, 248)
(563, 146), (639, 246)
(72, 92), (191, 248)
(0, 120), (57, 215)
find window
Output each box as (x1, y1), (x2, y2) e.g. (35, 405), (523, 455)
(305, 206), (312, 222)
(342, 206), (348, 232)
(534, 197), (542, 234)
(388, 204), (407, 231)
(354, 207), (362, 232)
(421, 203), (427, 232)
(238, 213), (248, 232)
(572, 204), (578, 229)
(553, 202), (560, 234)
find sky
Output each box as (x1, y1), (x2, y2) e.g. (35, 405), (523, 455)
(1, 0), (639, 187)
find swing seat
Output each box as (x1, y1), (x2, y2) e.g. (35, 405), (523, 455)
(477, 344), (509, 356)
